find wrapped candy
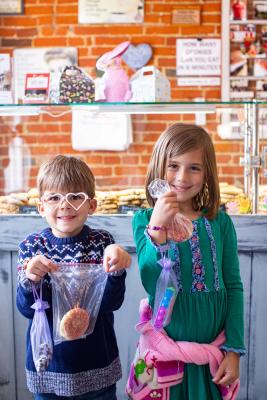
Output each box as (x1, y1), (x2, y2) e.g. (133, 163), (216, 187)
(148, 179), (193, 242)
(30, 281), (53, 373)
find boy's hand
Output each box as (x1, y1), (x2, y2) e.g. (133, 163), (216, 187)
(212, 351), (240, 386)
(25, 255), (58, 282)
(103, 244), (131, 273)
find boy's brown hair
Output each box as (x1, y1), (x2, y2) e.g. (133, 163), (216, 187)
(145, 123), (220, 219)
(37, 155), (95, 198)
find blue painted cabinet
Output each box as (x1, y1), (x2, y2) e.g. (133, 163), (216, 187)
(0, 215), (266, 400)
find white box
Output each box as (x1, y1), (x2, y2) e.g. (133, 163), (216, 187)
(130, 66), (171, 102)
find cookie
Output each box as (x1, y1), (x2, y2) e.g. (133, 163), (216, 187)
(27, 188), (39, 198)
(60, 307), (90, 340)
(167, 214), (193, 243)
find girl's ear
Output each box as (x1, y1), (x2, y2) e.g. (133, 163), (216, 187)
(88, 198), (97, 215)
(37, 201), (46, 217)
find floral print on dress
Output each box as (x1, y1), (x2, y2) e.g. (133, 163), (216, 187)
(169, 241), (183, 293)
(204, 218), (220, 291)
(145, 217), (220, 293)
(189, 221), (209, 293)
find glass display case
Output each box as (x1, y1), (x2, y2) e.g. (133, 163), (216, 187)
(0, 101), (267, 215)
(1, 101), (267, 400)
(222, 0), (267, 101)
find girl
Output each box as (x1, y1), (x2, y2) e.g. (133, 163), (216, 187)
(132, 123), (245, 400)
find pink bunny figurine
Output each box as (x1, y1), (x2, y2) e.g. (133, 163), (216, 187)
(96, 41), (132, 102)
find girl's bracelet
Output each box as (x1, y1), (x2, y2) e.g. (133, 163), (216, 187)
(146, 224), (167, 232)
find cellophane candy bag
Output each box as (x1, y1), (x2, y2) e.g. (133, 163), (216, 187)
(50, 263), (107, 345)
(148, 178), (193, 242)
(152, 255), (178, 330)
(30, 281), (53, 372)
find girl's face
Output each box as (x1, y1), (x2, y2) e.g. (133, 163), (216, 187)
(38, 190), (97, 238)
(166, 148), (205, 208)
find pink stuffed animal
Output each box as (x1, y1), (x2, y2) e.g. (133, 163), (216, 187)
(96, 41), (132, 102)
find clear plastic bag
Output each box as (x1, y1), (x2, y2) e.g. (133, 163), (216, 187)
(152, 256), (178, 330)
(50, 263), (108, 345)
(148, 178), (193, 242)
(30, 281), (53, 372)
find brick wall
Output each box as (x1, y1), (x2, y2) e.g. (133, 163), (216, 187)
(0, 0), (245, 194)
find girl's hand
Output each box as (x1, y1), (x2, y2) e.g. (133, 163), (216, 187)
(148, 191), (179, 244)
(213, 352), (240, 386)
(150, 191), (179, 227)
(25, 255), (58, 282)
(103, 244), (131, 272)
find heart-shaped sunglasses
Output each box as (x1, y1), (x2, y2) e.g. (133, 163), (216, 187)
(41, 192), (89, 211)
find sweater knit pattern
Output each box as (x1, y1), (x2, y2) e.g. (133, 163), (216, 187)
(16, 225), (125, 396)
(26, 357), (121, 396)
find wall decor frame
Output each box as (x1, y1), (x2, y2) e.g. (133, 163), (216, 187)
(0, 0), (24, 15)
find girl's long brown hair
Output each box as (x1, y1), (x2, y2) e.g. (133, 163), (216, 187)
(145, 123), (220, 220)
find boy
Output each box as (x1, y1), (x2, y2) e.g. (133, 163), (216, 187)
(16, 155), (131, 400)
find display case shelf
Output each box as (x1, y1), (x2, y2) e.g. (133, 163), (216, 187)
(0, 101), (267, 214)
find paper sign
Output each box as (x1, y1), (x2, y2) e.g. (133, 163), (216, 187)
(24, 73), (50, 103)
(78, 0), (144, 24)
(0, 53), (12, 103)
(177, 77), (220, 86)
(172, 7), (201, 25)
(72, 110), (132, 151)
(176, 39), (221, 76)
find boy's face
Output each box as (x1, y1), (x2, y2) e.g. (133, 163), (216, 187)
(38, 190), (97, 238)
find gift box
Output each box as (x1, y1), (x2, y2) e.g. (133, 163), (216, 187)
(129, 66), (171, 102)
(59, 66), (95, 104)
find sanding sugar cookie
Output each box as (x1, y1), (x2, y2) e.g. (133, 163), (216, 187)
(59, 307), (90, 340)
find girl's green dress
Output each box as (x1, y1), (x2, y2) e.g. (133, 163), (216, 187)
(132, 209), (246, 400)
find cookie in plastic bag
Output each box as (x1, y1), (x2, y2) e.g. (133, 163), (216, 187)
(50, 263), (107, 345)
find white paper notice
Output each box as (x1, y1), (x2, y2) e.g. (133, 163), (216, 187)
(176, 39), (221, 76)
(78, 0), (144, 24)
(72, 110), (132, 151)
(177, 77), (220, 86)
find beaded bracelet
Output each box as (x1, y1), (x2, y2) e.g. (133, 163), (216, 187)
(146, 224), (167, 232)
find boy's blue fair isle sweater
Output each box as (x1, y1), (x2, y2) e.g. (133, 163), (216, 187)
(16, 224), (126, 397)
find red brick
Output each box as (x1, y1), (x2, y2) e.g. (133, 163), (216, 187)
(0, 0), (238, 191)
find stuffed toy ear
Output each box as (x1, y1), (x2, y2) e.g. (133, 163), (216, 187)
(96, 41), (131, 71)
